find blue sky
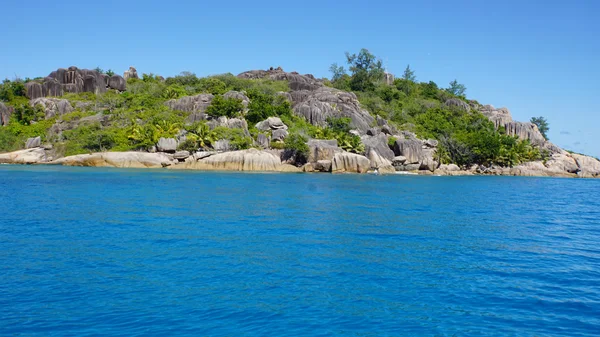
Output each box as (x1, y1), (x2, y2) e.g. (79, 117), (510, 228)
(2, 0), (598, 157)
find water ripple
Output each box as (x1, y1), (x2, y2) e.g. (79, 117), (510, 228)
(1, 166), (599, 336)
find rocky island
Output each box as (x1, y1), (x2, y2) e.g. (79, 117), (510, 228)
(1, 50), (598, 178)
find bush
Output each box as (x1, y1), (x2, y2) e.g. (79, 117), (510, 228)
(205, 95), (244, 118)
(246, 90), (292, 124)
(284, 133), (309, 162)
(212, 127), (252, 150)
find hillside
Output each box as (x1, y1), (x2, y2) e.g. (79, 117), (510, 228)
(0, 51), (599, 177)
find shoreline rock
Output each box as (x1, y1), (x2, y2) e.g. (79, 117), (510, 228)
(0, 147), (598, 178)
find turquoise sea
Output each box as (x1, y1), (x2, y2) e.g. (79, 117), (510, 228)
(1, 165), (599, 336)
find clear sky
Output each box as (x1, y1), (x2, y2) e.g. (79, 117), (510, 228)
(2, 0), (598, 157)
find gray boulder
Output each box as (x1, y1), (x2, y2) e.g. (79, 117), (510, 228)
(30, 98), (73, 119)
(444, 98), (470, 112)
(331, 152), (370, 173)
(393, 138), (423, 163)
(478, 105), (513, 128)
(173, 151), (191, 160)
(108, 75), (126, 91)
(504, 121), (546, 146)
(25, 136), (41, 149)
(166, 93), (214, 113)
(257, 133), (270, 148)
(292, 87), (375, 133)
(0, 102), (12, 126)
(256, 117), (288, 131)
(157, 138), (177, 153)
(223, 90), (250, 108)
(314, 160), (332, 172)
(366, 127), (381, 136)
(307, 139), (342, 162)
(26, 82), (43, 99)
(124, 66), (138, 80)
(214, 139), (231, 152)
(42, 78), (63, 97)
(383, 72), (395, 85)
(272, 129), (288, 142)
(362, 133), (394, 161)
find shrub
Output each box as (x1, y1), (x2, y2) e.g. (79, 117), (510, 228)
(205, 95), (244, 118)
(283, 133), (309, 162)
(246, 90), (292, 124)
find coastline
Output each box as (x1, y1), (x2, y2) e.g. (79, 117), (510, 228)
(0, 148), (594, 178)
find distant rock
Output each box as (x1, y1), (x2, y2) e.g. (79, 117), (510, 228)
(0, 102), (12, 126)
(257, 133), (270, 148)
(166, 93), (214, 113)
(571, 153), (600, 177)
(157, 138), (177, 153)
(444, 98), (470, 112)
(293, 87), (375, 133)
(123, 66), (139, 80)
(307, 139), (342, 163)
(271, 129), (288, 142)
(171, 148), (283, 171)
(30, 98), (73, 119)
(0, 148), (46, 164)
(313, 160), (332, 172)
(25, 136), (41, 149)
(108, 75), (126, 91)
(51, 152), (173, 168)
(362, 133), (394, 161)
(173, 151), (190, 160)
(26, 82), (43, 99)
(223, 90), (250, 108)
(383, 72), (394, 85)
(331, 152), (370, 173)
(213, 139), (230, 152)
(393, 138), (423, 164)
(26, 66), (127, 99)
(256, 117), (288, 131)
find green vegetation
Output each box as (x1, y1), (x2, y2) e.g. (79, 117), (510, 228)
(530, 116), (549, 139)
(283, 133), (309, 163)
(0, 52), (554, 169)
(330, 48), (542, 167)
(205, 96), (244, 118)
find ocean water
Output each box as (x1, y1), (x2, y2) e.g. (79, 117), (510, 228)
(1, 165), (599, 336)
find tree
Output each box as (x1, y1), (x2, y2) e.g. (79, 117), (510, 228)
(329, 63), (347, 82)
(447, 80), (466, 97)
(530, 116), (549, 139)
(106, 69), (115, 77)
(205, 95), (244, 118)
(345, 48), (384, 91)
(94, 67), (104, 74)
(402, 65), (416, 82)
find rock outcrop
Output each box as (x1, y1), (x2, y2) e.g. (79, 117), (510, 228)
(0, 102), (12, 126)
(51, 152), (173, 168)
(166, 93), (213, 113)
(30, 98), (74, 119)
(123, 67), (139, 80)
(478, 104), (546, 146)
(223, 90), (250, 108)
(0, 148), (47, 164)
(256, 117), (288, 131)
(307, 139), (343, 163)
(331, 152), (370, 173)
(157, 138), (178, 153)
(237, 68), (374, 133)
(292, 87), (375, 133)
(170, 148), (286, 172)
(25, 137), (41, 149)
(25, 66), (126, 99)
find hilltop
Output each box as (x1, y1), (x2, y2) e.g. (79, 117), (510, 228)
(1, 50), (598, 177)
